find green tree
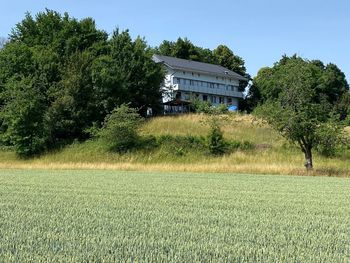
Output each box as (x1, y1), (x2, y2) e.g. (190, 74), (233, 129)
(0, 77), (47, 157)
(0, 9), (108, 155)
(45, 51), (96, 143)
(212, 45), (246, 77)
(96, 29), (164, 116)
(249, 55), (349, 111)
(100, 104), (143, 152)
(156, 37), (201, 61)
(254, 56), (348, 170)
(207, 118), (226, 155)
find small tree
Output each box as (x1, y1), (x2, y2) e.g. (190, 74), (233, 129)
(207, 118), (226, 155)
(255, 57), (348, 170)
(100, 104), (143, 152)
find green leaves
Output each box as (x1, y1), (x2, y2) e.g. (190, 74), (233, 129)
(100, 104), (143, 152)
(254, 56), (349, 168)
(1, 77), (47, 157)
(0, 10), (164, 156)
(155, 38), (247, 78)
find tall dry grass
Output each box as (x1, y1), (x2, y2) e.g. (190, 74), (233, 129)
(0, 113), (349, 176)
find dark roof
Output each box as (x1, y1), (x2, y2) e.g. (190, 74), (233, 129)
(153, 54), (247, 81)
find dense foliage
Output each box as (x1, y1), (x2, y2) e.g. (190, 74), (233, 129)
(254, 56), (349, 169)
(99, 104), (143, 152)
(207, 120), (226, 155)
(0, 10), (164, 156)
(248, 55), (349, 113)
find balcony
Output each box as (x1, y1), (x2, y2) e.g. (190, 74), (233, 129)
(171, 84), (243, 98)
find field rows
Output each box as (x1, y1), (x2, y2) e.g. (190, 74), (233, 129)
(0, 170), (349, 262)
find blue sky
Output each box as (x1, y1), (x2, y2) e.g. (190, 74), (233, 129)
(1, 0), (349, 81)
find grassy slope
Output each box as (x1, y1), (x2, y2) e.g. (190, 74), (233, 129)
(0, 169), (349, 262)
(0, 114), (349, 176)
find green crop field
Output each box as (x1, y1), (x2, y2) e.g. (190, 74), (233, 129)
(0, 169), (349, 262)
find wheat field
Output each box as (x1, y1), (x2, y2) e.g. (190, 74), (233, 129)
(1, 169), (349, 262)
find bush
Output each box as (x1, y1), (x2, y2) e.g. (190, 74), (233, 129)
(191, 99), (212, 113)
(315, 119), (347, 157)
(227, 140), (254, 151)
(100, 104), (143, 152)
(191, 98), (228, 114)
(207, 120), (226, 155)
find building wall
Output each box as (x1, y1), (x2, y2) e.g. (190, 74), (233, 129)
(162, 68), (242, 107)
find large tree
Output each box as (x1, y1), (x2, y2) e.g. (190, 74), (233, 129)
(92, 29), (164, 117)
(248, 55), (349, 111)
(0, 10), (164, 156)
(254, 56), (349, 170)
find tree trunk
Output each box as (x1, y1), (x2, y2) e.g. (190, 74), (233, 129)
(304, 147), (313, 170)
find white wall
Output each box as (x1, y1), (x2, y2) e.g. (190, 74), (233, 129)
(161, 67), (243, 106)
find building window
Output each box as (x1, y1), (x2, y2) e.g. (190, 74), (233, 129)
(192, 72), (194, 76)
(216, 76), (218, 80)
(183, 71), (186, 75)
(203, 95), (208, 101)
(210, 83), (215, 88)
(198, 73), (200, 77)
(227, 97), (232, 104)
(184, 93), (190, 100)
(219, 97), (224, 103)
(176, 92), (182, 99)
(190, 80), (194, 85)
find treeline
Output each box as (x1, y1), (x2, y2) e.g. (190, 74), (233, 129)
(0, 10), (165, 156)
(0, 9), (349, 160)
(0, 9), (250, 157)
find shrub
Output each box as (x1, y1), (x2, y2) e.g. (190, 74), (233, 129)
(100, 104), (143, 152)
(191, 99), (212, 113)
(191, 98), (228, 114)
(315, 119), (348, 157)
(207, 120), (226, 155)
(228, 140), (254, 151)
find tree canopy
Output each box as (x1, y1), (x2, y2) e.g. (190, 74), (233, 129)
(254, 56), (349, 169)
(248, 55), (349, 111)
(0, 9), (164, 156)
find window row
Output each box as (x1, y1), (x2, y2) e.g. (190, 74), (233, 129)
(173, 78), (239, 92)
(178, 92), (234, 104)
(182, 71), (234, 82)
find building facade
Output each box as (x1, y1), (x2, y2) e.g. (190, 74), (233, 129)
(152, 54), (246, 112)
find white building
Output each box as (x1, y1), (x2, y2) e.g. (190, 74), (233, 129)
(152, 54), (247, 113)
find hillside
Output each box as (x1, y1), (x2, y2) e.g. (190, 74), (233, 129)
(0, 114), (349, 176)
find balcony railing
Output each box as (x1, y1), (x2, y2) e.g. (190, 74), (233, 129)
(171, 84), (243, 98)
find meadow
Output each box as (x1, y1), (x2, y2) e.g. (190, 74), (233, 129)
(0, 114), (349, 176)
(0, 169), (349, 262)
